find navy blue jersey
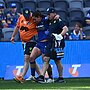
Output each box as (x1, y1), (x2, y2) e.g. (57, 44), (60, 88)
(37, 18), (49, 41)
(0, 14), (6, 21)
(0, 13), (6, 28)
(48, 18), (65, 35)
(48, 18), (66, 49)
(6, 11), (19, 28)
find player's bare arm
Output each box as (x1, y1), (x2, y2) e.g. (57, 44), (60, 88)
(10, 26), (19, 43)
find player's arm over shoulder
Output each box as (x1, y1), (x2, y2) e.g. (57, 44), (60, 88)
(58, 18), (68, 36)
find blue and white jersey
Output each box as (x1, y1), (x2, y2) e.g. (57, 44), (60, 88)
(37, 18), (49, 41)
(69, 30), (86, 40)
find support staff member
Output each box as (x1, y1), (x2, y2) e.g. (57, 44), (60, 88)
(10, 8), (40, 83)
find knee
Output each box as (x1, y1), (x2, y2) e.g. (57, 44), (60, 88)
(43, 56), (50, 63)
(24, 56), (30, 62)
(55, 60), (63, 68)
(29, 56), (35, 62)
(48, 64), (52, 70)
(54, 60), (60, 64)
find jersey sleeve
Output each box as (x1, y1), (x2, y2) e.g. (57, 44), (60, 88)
(58, 19), (66, 29)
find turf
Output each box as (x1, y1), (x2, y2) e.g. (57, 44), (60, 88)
(0, 78), (90, 90)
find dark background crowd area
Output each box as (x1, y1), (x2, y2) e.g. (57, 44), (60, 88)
(0, 0), (90, 41)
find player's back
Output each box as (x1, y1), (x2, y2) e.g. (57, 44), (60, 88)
(16, 15), (37, 42)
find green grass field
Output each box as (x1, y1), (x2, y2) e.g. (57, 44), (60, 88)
(0, 78), (90, 90)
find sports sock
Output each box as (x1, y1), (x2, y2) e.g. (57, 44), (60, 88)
(30, 61), (36, 76)
(47, 64), (53, 79)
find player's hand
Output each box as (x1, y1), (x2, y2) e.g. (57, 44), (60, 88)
(52, 33), (63, 40)
(45, 30), (49, 35)
(54, 14), (60, 19)
(10, 36), (15, 43)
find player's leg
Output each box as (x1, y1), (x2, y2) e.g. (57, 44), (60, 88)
(14, 42), (30, 83)
(26, 61), (41, 81)
(54, 59), (65, 83)
(22, 54), (30, 77)
(30, 47), (41, 79)
(47, 64), (53, 79)
(37, 39), (54, 83)
(27, 42), (48, 81)
(40, 40), (53, 77)
(25, 42), (41, 78)
(54, 60), (63, 77)
(35, 62), (41, 76)
(37, 56), (50, 83)
(14, 54), (30, 83)
(46, 64), (54, 83)
(14, 42), (40, 83)
(42, 54), (53, 80)
(42, 56), (50, 76)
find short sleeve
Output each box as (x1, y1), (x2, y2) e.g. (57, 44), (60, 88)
(58, 19), (66, 29)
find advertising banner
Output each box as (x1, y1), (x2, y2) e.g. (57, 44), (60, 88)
(4, 64), (90, 80)
(1, 41), (90, 79)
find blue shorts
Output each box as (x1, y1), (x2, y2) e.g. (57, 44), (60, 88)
(35, 41), (48, 54)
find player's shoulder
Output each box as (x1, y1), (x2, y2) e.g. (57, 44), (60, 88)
(53, 18), (62, 22)
(56, 18), (62, 22)
(17, 14), (25, 23)
(18, 14), (24, 19)
(52, 19), (62, 24)
(19, 14), (23, 17)
(17, 13), (21, 16)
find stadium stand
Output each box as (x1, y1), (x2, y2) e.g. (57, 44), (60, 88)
(69, 8), (84, 25)
(68, 17), (83, 27)
(0, 0), (4, 3)
(0, 20), (3, 41)
(36, 8), (46, 15)
(2, 28), (20, 41)
(84, 0), (90, 8)
(37, 0), (52, 11)
(53, 0), (69, 11)
(36, 0), (53, 15)
(0, 0), (5, 8)
(55, 8), (69, 25)
(83, 7), (90, 16)
(83, 26), (90, 39)
(69, 8), (84, 20)
(5, 0), (21, 13)
(69, 0), (83, 9)
(21, 0), (36, 11)
(55, 8), (68, 20)
(0, 0), (90, 41)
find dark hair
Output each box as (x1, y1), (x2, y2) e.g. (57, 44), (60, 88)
(23, 8), (30, 19)
(32, 10), (44, 17)
(75, 22), (82, 28)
